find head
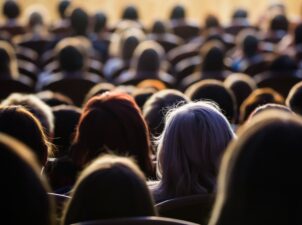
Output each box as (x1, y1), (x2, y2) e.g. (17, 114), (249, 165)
(270, 14), (289, 32)
(0, 106), (52, 167)
(62, 155), (156, 225)
(209, 111), (302, 225)
(143, 89), (190, 137)
(52, 105), (81, 157)
(286, 81), (302, 115)
(156, 101), (234, 198)
(240, 88), (284, 123)
(248, 103), (292, 121)
(185, 80), (237, 123)
(28, 11), (44, 30)
(70, 7), (89, 36)
(2, 93), (54, 137)
(58, 0), (71, 19)
(121, 32), (141, 62)
(205, 15), (221, 29)
(3, 0), (21, 20)
(239, 31), (259, 57)
(121, 5), (139, 21)
(0, 132), (55, 225)
(133, 88), (156, 110)
(151, 20), (167, 34)
(232, 8), (248, 20)
(0, 40), (18, 79)
(93, 11), (107, 33)
(170, 5), (186, 20)
(132, 41), (165, 75)
(71, 92), (153, 177)
(200, 41), (225, 72)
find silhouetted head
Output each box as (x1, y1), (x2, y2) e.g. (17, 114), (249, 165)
(62, 155), (156, 225)
(205, 15), (221, 29)
(71, 92), (153, 177)
(151, 20), (167, 34)
(155, 101), (234, 200)
(121, 5), (139, 21)
(70, 8), (89, 36)
(186, 79), (237, 123)
(170, 5), (186, 20)
(28, 11), (44, 29)
(286, 81), (302, 115)
(232, 8), (248, 20)
(200, 41), (225, 72)
(3, 0), (21, 19)
(143, 89), (189, 137)
(240, 88), (284, 123)
(0, 132), (55, 225)
(58, 0), (71, 19)
(270, 14), (289, 32)
(248, 103), (292, 121)
(93, 11), (107, 33)
(241, 33), (259, 57)
(0, 106), (52, 166)
(209, 111), (302, 225)
(133, 88), (156, 110)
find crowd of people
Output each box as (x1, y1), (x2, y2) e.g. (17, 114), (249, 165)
(1, 0), (302, 224)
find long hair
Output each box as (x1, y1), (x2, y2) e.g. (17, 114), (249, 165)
(71, 92), (154, 177)
(62, 155), (156, 225)
(154, 101), (235, 201)
(209, 111), (302, 225)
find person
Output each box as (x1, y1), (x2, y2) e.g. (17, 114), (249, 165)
(62, 155), (156, 225)
(71, 92), (154, 177)
(286, 81), (302, 115)
(0, 132), (55, 225)
(150, 101), (235, 203)
(209, 110), (302, 225)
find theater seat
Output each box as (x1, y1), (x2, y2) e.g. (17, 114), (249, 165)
(71, 216), (199, 225)
(156, 194), (214, 225)
(42, 78), (97, 106)
(0, 79), (34, 100)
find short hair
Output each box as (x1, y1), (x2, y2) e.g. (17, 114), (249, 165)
(270, 14), (289, 32)
(143, 89), (189, 137)
(94, 11), (107, 33)
(52, 105), (81, 157)
(232, 8), (248, 19)
(242, 33), (259, 57)
(170, 5), (186, 20)
(151, 20), (167, 34)
(62, 155), (156, 225)
(71, 92), (154, 177)
(240, 88), (284, 123)
(185, 79), (237, 123)
(205, 15), (220, 29)
(209, 111), (302, 225)
(3, 0), (21, 19)
(0, 106), (52, 166)
(199, 41), (225, 72)
(0, 132), (55, 225)
(133, 88), (156, 110)
(58, 45), (84, 72)
(2, 93), (54, 136)
(70, 8), (89, 35)
(121, 5), (139, 20)
(58, 0), (70, 19)
(286, 81), (302, 115)
(154, 101), (234, 201)
(28, 11), (44, 28)
(248, 103), (293, 121)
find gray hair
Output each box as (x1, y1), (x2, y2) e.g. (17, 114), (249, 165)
(154, 101), (235, 200)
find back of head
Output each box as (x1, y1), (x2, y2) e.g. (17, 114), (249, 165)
(232, 8), (248, 20)
(248, 103), (292, 121)
(2, 93), (54, 136)
(70, 7), (89, 35)
(62, 155), (156, 225)
(58, 0), (71, 19)
(186, 80), (237, 123)
(205, 15), (221, 29)
(286, 81), (302, 115)
(240, 88), (284, 123)
(156, 101), (234, 197)
(3, 0), (21, 19)
(94, 12), (107, 33)
(294, 23), (302, 45)
(151, 20), (167, 34)
(59, 45), (84, 72)
(0, 132), (54, 225)
(121, 5), (139, 21)
(200, 41), (225, 72)
(242, 33), (259, 57)
(270, 14), (289, 32)
(143, 89), (189, 136)
(52, 105), (81, 157)
(170, 5), (186, 20)
(121, 34), (140, 61)
(28, 11), (44, 29)
(0, 106), (51, 166)
(210, 111), (302, 225)
(71, 92), (153, 176)
(132, 41), (165, 75)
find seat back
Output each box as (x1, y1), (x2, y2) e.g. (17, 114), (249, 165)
(156, 195), (214, 225)
(71, 216), (199, 225)
(172, 23), (200, 41)
(0, 79), (34, 100)
(42, 78), (97, 106)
